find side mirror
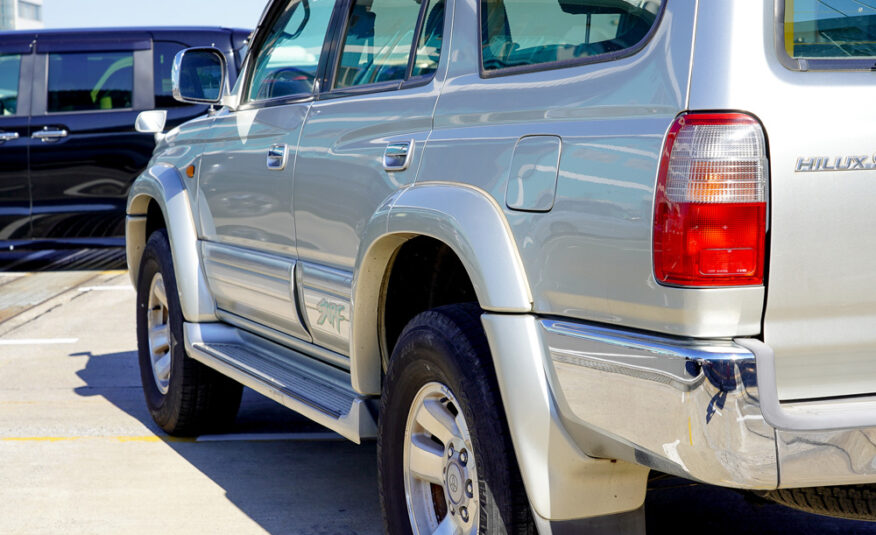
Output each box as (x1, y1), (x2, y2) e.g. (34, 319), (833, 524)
(135, 110), (167, 134)
(172, 47), (227, 105)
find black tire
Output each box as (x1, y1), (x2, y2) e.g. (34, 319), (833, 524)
(759, 485), (876, 522)
(378, 303), (535, 534)
(136, 229), (243, 436)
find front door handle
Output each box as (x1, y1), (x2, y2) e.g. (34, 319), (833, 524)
(267, 144), (288, 171)
(384, 141), (413, 171)
(32, 128), (68, 142)
(0, 131), (19, 144)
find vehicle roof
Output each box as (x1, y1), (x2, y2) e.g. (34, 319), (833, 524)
(0, 26), (251, 41)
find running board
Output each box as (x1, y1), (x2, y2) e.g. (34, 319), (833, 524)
(183, 322), (376, 443)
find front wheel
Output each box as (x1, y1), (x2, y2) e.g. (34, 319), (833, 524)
(136, 229), (242, 435)
(378, 304), (534, 534)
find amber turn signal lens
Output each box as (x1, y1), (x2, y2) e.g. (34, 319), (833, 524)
(185, 165), (196, 178)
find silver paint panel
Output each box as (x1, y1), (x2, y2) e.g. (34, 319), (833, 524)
(298, 261), (353, 356)
(198, 105), (307, 256)
(202, 241), (310, 341)
(424, 0), (760, 337)
(689, 1), (876, 399)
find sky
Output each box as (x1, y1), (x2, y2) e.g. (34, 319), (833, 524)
(43, 0), (267, 30)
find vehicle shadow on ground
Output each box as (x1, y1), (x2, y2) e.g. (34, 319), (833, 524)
(645, 475), (876, 535)
(0, 248), (127, 272)
(71, 349), (383, 535)
(69, 350), (876, 535)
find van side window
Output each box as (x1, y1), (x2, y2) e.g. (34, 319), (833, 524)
(480, 0), (661, 72)
(783, 1), (876, 58)
(334, 0), (424, 88)
(248, 0), (335, 102)
(0, 54), (21, 116)
(47, 52), (134, 112)
(154, 42), (187, 109)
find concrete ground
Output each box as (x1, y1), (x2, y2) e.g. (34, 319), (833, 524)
(0, 249), (874, 535)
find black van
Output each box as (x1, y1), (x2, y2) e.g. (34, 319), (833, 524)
(0, 27), (249, 248)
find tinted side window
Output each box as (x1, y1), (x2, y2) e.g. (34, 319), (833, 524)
(411, 0), (445, 78)
(248, 0), (335, 102)
(47, 52), (134, 112)
(154, 41), (187, 108)
(0, 54), (21, 116)
(334, 0), (421, 88)
(480, 0), (660, 71)
(784, 0), (876, 58)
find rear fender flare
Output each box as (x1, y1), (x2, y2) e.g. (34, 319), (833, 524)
(351, 183), (532, 395)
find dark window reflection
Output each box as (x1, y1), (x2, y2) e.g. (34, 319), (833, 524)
(48, 51), (134, 113)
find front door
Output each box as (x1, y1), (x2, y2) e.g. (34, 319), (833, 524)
(197, 0), (338, 342)
(0, 42), (33, 242)
(27, 36), (153, 242)
(293, 0), (447, 355)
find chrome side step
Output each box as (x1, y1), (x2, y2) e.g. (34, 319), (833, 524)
(183, 322), (376, 443)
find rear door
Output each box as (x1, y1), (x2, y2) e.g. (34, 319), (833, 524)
(0, 39), (33, 241)
(293, 0), (446, 355)
(27, 35), (154, 242)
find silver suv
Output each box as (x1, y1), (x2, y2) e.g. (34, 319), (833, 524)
(127, 0), (876, 531)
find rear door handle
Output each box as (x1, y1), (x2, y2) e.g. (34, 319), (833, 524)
(0, 131), (19, 143)
(384, 141), (413, 171)
(32, 128), (68, 142)
(267, 144), (288, 171)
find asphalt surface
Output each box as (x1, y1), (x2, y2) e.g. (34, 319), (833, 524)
(0, 249), (875, 534)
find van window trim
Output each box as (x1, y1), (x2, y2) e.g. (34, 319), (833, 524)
(774, 0), (876, 72)
(476, 0), (667, 79)
(34, 48), (149, 115)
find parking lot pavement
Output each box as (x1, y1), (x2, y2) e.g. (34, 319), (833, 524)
(0, 251), (875, 534)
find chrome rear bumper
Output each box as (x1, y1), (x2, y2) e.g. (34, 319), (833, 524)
(541, 319), (876, 490)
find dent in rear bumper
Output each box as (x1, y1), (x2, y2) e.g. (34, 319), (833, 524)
(542, 319), (777, 490)
(540, 318), (876, 492)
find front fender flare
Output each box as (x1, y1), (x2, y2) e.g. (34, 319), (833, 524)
(126, 163), (217, 323)
(351, 183), (532, 395)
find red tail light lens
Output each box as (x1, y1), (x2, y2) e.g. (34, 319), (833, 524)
(653, 113), (768, 287)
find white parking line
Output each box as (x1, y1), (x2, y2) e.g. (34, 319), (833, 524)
(196, 432), (344, 443)
(78, 286), (133, 292)
(0, 338), (78, 345)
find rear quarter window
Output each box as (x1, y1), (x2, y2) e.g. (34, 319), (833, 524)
(779, 0), (876, 70)
(480, 0), (662, 74)
(784, 0), (876, 58)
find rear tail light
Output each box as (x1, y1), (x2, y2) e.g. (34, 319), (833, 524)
(653, 113), (768, 287)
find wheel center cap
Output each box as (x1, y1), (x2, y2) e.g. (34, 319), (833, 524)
(445, 463), (465, 504)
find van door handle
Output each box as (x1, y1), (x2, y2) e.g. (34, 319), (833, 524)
(267, 144), (288, 171)
(0, 131), (19, 143)
(32, 128), (68, 142)
(384, 141), (413, 171)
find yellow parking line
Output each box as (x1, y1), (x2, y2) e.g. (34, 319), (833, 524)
(1, 435), (195, 443)
(101, 270), (128, 276)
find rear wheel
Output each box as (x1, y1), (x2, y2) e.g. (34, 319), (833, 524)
(378, 303), (534, 534)
(758, 485), (876, 522)
(136, 229), (242, 435)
